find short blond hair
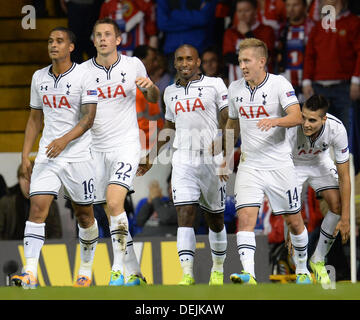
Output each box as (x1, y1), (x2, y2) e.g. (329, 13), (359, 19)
(238, 38), (268, 61)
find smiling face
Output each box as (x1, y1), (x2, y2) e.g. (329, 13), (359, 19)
(174, 46), (201, 83)
(93, 22), (121, 57)
(301, 106), (327, 137)
(238, 47), (266, 84)
(48, 30), (74, 61)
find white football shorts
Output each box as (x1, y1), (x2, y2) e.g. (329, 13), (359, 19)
(30, 159), (95, 205)
(295, 160), (339, 196)
(171, 150), (226, 213)
(92, 144), (141, 204)
(234, 165), (302, 215)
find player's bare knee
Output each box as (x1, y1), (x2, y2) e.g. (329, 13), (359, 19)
(328, 200), (341, 215)
(74, 205), (94, 228)
(284, 213), (304, 234)
(204, 212), (224, 232)
(236, 210), (256, 231)
(106, 199), (125, 216)
(177, 206), (196, 227)
(29, 200), (48, 223)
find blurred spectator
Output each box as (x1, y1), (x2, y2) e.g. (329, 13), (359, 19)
(201, 47), (228, 84)
(277, 0), (314, 101)
(222, 0), (276, 82)
(133, 45), (164, 151)
(302, 0), (360, 133)
(214, 0), (233, 50)
(134, 179), (178, 237)
(0, 163), (62, 240)
(256, 0), (287, 37)
(156, 0), (218, 75)
(99, 0), (158, 56)
(60, 0), (103, 63)
(150, 52), (174, 114)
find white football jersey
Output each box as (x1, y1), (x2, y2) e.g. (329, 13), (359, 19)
(30, 63), (98, 163)
(164, 75), (228, 150)
(287, 113), (349, 166)
(82, 55), (147, 151)
(228, 73), (299, 170)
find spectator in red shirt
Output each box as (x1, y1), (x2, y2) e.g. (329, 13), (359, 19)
(222, 0), (276, 82)
(256, 0), (287, 37)
(302, 0), (360, 133)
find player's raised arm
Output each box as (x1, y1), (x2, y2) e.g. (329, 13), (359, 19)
(22, 109), (44, 180)
(46, 103), (97, 159)
(135, 77), (160, 103)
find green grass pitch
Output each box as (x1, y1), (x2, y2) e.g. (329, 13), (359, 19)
(1, 282), (360, 300)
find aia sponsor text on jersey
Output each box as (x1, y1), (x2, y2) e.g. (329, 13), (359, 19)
(97, 85), (127, 99)
(43, 95), (71, 109)
(238, 105), (270, 119)
(174, 98), (205, 115)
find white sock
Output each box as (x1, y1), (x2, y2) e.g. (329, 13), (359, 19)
(312, 210), (340, 263)
(236, 231), (256, 278)
(209, 227), (227, 273)
(78, 219), (99, 279)
(290, 227), (310, 274)
(110, 212), (128, 273)
(23, 221), (45, 277)
(177, 227), (196, 277)
(124, 233), (142, 278)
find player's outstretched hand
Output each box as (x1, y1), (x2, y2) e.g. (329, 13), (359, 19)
(135, 77), (155, 90)
(46, 136), (69, 158)
(334, 218), (350, 244)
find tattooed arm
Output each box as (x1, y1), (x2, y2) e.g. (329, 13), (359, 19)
(46, 103), (97, 158)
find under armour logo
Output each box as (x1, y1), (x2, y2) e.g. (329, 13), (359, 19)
(40, 85), (48, 91)
(236, 97), (243, 102)
(25, 241), (29, 246)
(121, 72), (126, 83)
(171, 95), (178, 101)
(96, 78), (99, 83)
